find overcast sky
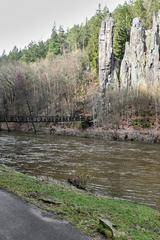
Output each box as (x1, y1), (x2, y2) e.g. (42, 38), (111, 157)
(0, 0), (125, 54)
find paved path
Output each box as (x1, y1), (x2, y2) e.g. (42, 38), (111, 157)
(0, 190), (90, 240)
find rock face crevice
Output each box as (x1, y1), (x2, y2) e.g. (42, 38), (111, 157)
(99, 15), (117, 90)
(99, 12), (160, 91)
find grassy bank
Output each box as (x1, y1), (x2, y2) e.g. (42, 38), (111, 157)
(0, 165), (159, 240)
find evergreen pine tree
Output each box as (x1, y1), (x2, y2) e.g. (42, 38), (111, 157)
(48, 23), (61, 55)
(143, 0), (160, 27)
(113, 3), (133, 60)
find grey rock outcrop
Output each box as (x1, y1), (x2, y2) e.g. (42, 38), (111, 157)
(99, 15), (116, 90)
(120, 12), (160, 88)
(145, 13), (160, 84)
(120, 18), (146, 88)
(99, 12), (160, 91)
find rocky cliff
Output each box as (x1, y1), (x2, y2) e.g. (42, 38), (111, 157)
(99, 12), (160, 90)
(99, 15), (115, 89)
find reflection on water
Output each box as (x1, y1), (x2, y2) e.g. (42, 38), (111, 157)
(0, 132), (160, 208)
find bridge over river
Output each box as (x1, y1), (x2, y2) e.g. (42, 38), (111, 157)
(0, 115), (92, 124)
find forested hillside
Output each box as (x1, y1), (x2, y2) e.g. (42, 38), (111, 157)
(0, 0), (159, 126)
(1, 0), (159, 70)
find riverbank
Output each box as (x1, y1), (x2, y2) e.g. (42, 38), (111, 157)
(1, 121), (160, 143)
(54, 126), (160, 144)
(0, 165), (159, 240)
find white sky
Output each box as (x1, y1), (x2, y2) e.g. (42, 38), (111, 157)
(0, 0), (125, 54)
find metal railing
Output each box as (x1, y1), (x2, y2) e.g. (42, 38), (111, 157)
(0, 115), (92, 123)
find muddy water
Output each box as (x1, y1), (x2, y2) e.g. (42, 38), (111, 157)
(0, 132), (160, 208)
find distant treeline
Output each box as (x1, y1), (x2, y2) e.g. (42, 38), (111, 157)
(0, 5), (107, 73)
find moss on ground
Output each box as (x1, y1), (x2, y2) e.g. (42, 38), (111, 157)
(0, 165), (159, 240)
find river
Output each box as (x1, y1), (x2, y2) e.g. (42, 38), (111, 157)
(0, 132), (160, 208)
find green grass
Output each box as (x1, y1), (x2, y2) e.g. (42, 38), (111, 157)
(0, 165), (159, 240)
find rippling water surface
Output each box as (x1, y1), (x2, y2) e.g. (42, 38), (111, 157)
(0, 132), (160, 208)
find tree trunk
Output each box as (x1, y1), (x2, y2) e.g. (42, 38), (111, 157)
(26, 99), (37, 134)
(4, 116), (10, 132)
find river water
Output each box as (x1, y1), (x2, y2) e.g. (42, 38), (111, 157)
(0, 132), (160, 208)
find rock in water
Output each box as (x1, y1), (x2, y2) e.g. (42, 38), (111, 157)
(68, 176), (87, 190)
